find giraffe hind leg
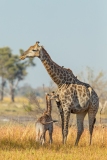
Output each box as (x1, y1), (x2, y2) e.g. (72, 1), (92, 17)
(36, 130), (39, 142)
(75, 111), (87, 146)
(35, 123), (40, 142)
(88, 108), (97, 145)
(48, 124), (53, 144)
(40, 131), (46, 145)
(49, 131), (53, 144)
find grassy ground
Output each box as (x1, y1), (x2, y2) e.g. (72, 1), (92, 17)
(0, 97), (107, 119)
(0, 123), (107, 160)
(0, 97), (28, 116)
(0, 97), (107, 160)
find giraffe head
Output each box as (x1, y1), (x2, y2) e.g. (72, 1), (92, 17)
(20, 41), (42, 60)
(45, 92), (59, 101)
(50, 91), (60, 102)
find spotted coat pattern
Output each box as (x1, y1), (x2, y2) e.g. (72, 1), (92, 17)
(20, 42), (99, 145)
(35, 94), (57, 145)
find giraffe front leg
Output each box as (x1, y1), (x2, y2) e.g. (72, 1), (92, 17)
(58, 109), (64, 143)
(61, 112), (64, 143)
(62, 107), (71, 144)
(56, 102), (64, 142)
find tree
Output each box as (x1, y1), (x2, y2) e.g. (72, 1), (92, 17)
(78, 67), (107, 103)
(0, 47), (11, 100)
(0, 47), (36, 102)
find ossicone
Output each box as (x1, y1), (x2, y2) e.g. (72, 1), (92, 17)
(36, 41), (40, 44)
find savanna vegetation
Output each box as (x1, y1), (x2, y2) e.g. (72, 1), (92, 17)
(0, 122), (107, 160)
(0, 47), (35, 102)
(0, 46), (107, 159)
(0, 95), (107, 160)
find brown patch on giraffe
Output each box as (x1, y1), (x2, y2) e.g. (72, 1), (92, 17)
(83, 93), (86, 97)
(78, 88), (82, 92)
(70, 87), (74, 93)
(78, 85), (82, 89)
(71, 84), (75, 88)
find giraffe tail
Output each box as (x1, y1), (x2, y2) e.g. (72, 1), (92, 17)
(43, 120), (58, 124)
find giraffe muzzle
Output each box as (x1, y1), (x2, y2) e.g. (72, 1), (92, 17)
(20, 55), (26, 60)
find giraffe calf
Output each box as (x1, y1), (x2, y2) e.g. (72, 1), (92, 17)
(35, 93), (58, 145)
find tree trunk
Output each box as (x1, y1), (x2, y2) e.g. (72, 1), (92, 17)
(0, 77), (5, 101)
(0, 84), (4, 101)
(10, 81), (15, 102)
(11, 88), (15, 102)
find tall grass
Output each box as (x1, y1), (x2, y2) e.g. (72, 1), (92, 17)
(0, 96), (107, 159)
(0, 123), (107, 160)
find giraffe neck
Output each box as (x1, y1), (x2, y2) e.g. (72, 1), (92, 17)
(39, 47), (76, 86)
(46, 96), (52, 115)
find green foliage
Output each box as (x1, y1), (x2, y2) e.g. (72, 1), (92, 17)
(0, 47), (36, 101)
(23, 104), (34, 112)
(5, 55), (27, 81)
(0, 47), (11, 77)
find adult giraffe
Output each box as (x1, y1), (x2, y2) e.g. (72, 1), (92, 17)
(20, 42), (99, 145)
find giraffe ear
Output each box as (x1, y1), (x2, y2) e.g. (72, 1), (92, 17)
(45, 92), (48, 95)
(35, 41), (40, 46)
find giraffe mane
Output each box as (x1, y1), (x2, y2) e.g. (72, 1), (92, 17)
(42, 47), (70, 71)
(42, 46), (76, 78)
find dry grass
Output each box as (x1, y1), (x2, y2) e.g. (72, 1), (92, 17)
(0, 123), (107, 160)
(3, 97), (29, 103)
(0, 97), (107, 159)
(0, 96), (45, 116)
(0, 97), (28, 116)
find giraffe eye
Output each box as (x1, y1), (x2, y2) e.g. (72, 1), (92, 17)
(32, 49), (37, 51)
